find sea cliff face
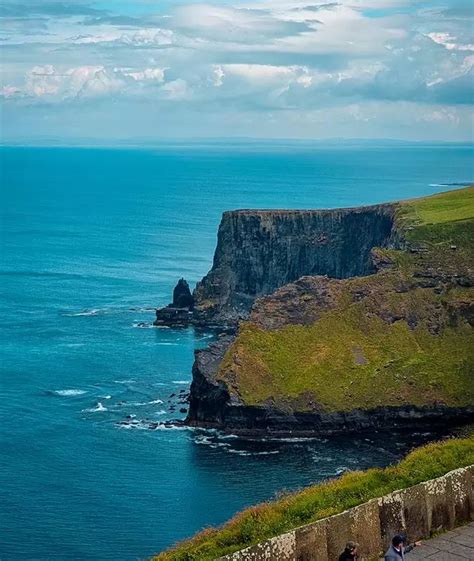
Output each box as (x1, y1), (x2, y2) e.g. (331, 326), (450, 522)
(186, 187), (474, 435)
(192, 204), (398, 325)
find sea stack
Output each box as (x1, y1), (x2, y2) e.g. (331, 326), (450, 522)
(154, 278), (195, 326)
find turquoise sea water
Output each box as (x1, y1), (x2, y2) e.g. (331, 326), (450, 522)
(1, 143), (473, 561)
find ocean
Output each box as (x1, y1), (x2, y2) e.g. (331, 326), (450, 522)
(0, 142), (472, 561)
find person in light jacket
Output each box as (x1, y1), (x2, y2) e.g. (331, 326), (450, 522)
(384, 534), (421, 560)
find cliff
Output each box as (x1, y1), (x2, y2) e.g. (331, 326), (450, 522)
(186, 187), (474, 434)
(192, 204), (398, 325)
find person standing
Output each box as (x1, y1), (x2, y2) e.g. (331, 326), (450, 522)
(384, 535), (421, 560)
(339, 541), (359, 560)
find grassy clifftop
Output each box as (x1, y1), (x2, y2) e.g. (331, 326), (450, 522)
(154, 435), (474, 560)
(401, 185), (474, 225)
(216, 186), (474, 413)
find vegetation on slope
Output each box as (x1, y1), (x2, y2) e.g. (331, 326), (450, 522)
(397, 186), (474, 270)
(154, 435), (474, 561)
(217, 186), (474, 412)
(224, 305), (473, 411)
(400, 185), (474, 227)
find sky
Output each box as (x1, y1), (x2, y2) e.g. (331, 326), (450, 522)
(0, 0), (473, 142)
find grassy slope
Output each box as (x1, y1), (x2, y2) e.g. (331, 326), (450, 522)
(218, 186), (474, 412)
(400, 186), (474, 225)
(154, 436), (474, 560)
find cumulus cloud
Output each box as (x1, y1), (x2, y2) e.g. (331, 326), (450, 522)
(1, 64), (167, 101)
(215, 63), (311, 86)
(1, 0), (473, 140)
(23, 65), (123, 99)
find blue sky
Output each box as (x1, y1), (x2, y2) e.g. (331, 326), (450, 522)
(1, 0), (473, 142)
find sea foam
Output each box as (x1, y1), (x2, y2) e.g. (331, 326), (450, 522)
(82, 402), (107, 413)
(54, 389), (87, 397)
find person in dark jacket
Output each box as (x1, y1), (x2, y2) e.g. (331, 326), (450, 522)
(384, 534), (421, 560)
(338, 541), (359, 561)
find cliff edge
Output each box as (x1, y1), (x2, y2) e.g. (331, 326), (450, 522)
(186, 186), (474, 435)
(192, 203), (398, 325)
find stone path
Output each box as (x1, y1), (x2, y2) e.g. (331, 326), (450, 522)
(404, 523), (474, 560)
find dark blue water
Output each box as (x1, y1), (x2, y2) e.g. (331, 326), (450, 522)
(1, 144), (473, 561)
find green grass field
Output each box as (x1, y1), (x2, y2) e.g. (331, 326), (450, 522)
(400, 186), (474, 226)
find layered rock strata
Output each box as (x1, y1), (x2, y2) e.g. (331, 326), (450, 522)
(192, 204), (398, 325)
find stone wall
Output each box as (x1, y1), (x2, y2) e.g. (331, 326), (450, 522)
(219, 465), (474, 561)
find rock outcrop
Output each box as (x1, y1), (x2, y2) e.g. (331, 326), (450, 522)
(154, 278), (194, 326)
(173, 278), (194, 309)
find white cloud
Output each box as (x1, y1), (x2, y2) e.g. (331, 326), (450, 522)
(1, 0), (473, 140)
(72, 28), (175, 46)
(118, 67), (166, 82)
(18, 65), (123, 100)
(217, 63), (310, 84)
(426, 32), (474, 52)
(1, 65), (169, 101)
(172, 4), (309, 42)
(0, 85), (21, 98)
(161, 78), (190, 100)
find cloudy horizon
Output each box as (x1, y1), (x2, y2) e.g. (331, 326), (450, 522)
(1, 0), (473, 143)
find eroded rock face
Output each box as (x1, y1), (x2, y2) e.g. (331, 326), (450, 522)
(186, 336), (236, 425)
(193, 204), (398, 325)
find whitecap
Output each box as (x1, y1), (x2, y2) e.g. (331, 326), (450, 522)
(82, 402), (107, 413)
(195, 435), (212, 445)
(155, 410), (167, 416)
(152, 424), (188, 431)
(100, 395), (112, 400)
(121, 398), (164, 407)
(65, 309), (102, 317)
(194, 436), (231, 449)
(54, 389), (87, 397)
(114, 379), (136, 384)
(172, 380), (189, 385)
(268, 436), (322, 443)
(227, 449), (280, 456)
(209, 442), (231, 449)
